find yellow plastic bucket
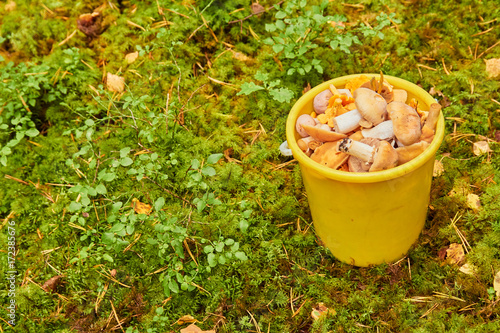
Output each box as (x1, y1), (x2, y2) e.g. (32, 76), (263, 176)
(286, 74), (445, 267)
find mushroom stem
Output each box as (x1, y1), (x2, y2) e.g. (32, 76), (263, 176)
(337, 138), (374, 163)
(423, 103), (441, 131)
(332, 109), (363, 134)
(361, 120), (394, 140)
(419, 103), (441, 143)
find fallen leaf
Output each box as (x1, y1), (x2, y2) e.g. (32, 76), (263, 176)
(485, 58), (500, 79)
(232, 51), (252, 62)
(175, 315), (198, 325)
(472, 141), (492, 156)
(250, 3), (265, 15)
(107, 73), (125, 93)
(494, 271), (500, 298)
(77, 12), (102, 37)
(459, 262), (477, 275)
(466, 193), (481, 211)
(311, 303), (335, 321)
(131, 198), (152, 215)
(180, 324), (215, 333)
(125, 51), (139, 64)
(446, 243), (465, 265)
(495, 130), (500, 142)
(302, 82), (312, 94)
(5, 0), (16, 11)
(433, 159), (444, 177)
(42, 275), (63, 293)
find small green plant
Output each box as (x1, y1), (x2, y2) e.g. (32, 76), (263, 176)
(237, 71), (295, 103)
(187, 153), (224, 212)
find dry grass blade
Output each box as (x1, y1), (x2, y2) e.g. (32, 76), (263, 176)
(450, 213), (471, 253)
(246, 310), (262, 333)
(432, 291), (466, 302)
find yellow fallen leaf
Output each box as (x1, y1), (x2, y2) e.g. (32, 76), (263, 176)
(106, 73), (125, 93)
(125, 51), (139, 64)
(232, 51), (252, 62)
(433, 159), (444, 177)
(459, 262), (477, 275)
(446, 243), (465, 265)
(494, 271), (500, 298)
(180, 324), (215, 333)
(466, 193), (481, 211)
(5, 0), (16, 11)
(175, 315), (198, 325)
(472, 141), (492, 156)
(311, 303), (335, 321)
(485, 58), (500, 79)
(131, 198), (152, 215)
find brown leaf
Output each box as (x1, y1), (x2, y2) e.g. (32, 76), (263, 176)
(125, 51), (139, 64)
(180, 324), (215, 333)
(495, 130), (500, 142)
(77, 12), (102, 37)
(302, 82), (312, 95)
(494, 271), (500, 298)
(250, 3), (265, 15)
(106, 73), (125, 93)
(42, 275), (63, 293)
(175, 315), (198, 325)
(485, 58), (500, 79)
(446, 243), (465, 265)
(311, 303), (335, 321)
(472, 141), (492, 156)
(131, 198), (152, 215)
(466, 193), (481, 211)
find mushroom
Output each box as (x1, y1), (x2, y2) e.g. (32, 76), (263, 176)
(295, 114), (316, 137)
(395, 141), (430, 165)
(310, 141), (349, 169)
(347, 138), (380, 172)
(301, 124), (347, 142)
(297, 136), (322, 155)
(353, 88), (388, 126)
(361, 120), (395, 140)
(337, 138), (398, 172)
(332, 109), (362, 134)
(419, 103), (442, 143)
(387, 101), (422, 146)
(313, 89), (333, 114)
(370, 141), (399, 172)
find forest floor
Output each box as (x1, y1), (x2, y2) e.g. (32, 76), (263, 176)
(1, 1), (500, 332)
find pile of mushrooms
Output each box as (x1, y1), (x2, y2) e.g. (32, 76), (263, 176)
(295, 74), (441, 172)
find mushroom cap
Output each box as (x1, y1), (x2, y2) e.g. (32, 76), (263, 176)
(353, 88), (388, 126)
(387, 101), (422, 146)
(392, 89), (408, 103)
(311, 141), (349, 169)
(301, 124), (347, 142)
(395, 141), (430, 165)
(369, 140), (399, 172)
(295, 114), (316, 137)
(313, 89), (333, 114)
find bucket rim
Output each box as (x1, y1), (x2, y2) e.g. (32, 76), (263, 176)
(285, 73), (445, 183)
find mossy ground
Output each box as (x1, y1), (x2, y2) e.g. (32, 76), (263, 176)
(1, 1), (500, 332)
